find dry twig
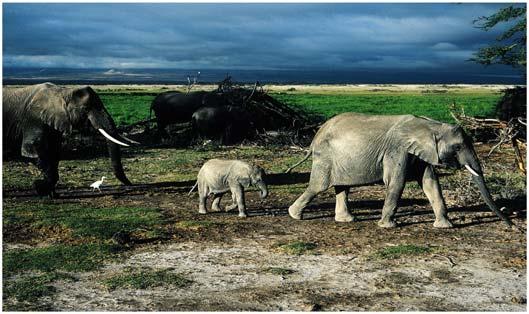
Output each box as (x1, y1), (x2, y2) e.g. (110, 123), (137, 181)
(449, 102), (526, 174)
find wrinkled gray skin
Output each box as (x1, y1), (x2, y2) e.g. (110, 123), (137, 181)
(3, 83), (134, 197)
(150, 91), (226, 139)
(190, 159), (268, 217)
(286, 112), (513, 228)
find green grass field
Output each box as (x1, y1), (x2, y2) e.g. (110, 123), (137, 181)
(274, 92), (501, 122)
(97, 88), (502, 126)
(98, 92), (158, 126)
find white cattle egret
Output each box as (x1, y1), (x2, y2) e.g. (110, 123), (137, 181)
(90, 176), (106, 192)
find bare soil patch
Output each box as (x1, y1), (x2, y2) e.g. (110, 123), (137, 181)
(3, 143), (526, 311)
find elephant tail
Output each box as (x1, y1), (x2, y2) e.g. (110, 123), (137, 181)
(285, 148), (312, 173)
(148, 101), (155, 132)
(149, 99), (157, 122)
(188, 181), (198, 195)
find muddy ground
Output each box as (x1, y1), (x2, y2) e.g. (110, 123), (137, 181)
(2, 143), (527, 311)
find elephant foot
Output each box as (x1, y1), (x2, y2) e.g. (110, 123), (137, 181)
(238, 212), (247, 218)
(225, 204), (237, 212)
(377, 219), (397, 228)
(33, 179), (56, 198)
(335, 212), (355, 222)
(198, 208), (207, 214)
(288, 206), (302, 220)
(433, 218), (453, 228)
(211, 206), (223, 212)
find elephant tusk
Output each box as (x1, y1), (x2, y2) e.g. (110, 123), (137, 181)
(98, 129), (129, 147)
(119, 134), (140, 145)
(464, 164), (480, 176)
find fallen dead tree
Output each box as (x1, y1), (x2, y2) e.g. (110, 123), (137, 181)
(125, 76), (319, 146)
(450, 102), (526, 174)
(216, 76), (313, 131)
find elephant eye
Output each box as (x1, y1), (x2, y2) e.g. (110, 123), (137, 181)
(453, 144), (462, 151)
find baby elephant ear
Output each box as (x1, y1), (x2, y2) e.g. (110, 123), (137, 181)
(397, 116), (441, 166)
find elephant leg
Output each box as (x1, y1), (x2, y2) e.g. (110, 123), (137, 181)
(34, 158), (59, 198)
(157, 121), (169, 139)
(334, 186), (355, 222)
(223, 124), (233, 145)
(225, 193), (237, 211)
(230, 185), (247, 217)
(34, 132), (61, 198)
(288, 189), (318, 220)
(211, 193), (224, 212)
(419, 165), (453, 228)
(288, 159), (330, 220)
(198, 182), (208, 214)
(378, 157), (407, 228)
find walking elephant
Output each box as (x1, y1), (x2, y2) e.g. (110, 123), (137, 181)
(191, 105), (253, 144)
(286, 112), (514, 228)
(3, 83), (136, 197)
(189, 159), (268, 217)
(149, 90), (227, 138)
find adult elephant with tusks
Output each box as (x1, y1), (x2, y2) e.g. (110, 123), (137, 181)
(286, 112), (517, 230)
(3, 83), (137, 197)
(150, 90), (227, 139)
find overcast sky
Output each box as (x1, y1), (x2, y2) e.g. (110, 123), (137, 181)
(2, 3), (523, 72)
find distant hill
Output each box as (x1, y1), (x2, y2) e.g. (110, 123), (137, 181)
(3, 67), (525, 85)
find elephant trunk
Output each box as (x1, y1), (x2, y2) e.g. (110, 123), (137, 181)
(463, 154), (513, 227)
(470, 172), (512, 227)
(107, 142), (132, 185)
(257, 181), (268, 199)
(87, 110), (133, 186)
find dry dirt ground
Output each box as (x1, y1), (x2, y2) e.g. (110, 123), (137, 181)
(3, 143), (527, 311)
(47, 198), (528, 311)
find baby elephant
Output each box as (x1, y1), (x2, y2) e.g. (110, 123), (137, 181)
(189, 159), (268, 217)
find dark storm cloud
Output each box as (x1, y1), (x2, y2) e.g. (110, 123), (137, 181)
(2, 3), (521, 70)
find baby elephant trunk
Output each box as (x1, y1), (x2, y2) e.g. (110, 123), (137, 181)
(256, 181), (268, 199)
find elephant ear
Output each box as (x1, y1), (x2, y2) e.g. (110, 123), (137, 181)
(67, 87), (94, 123)
(30, 86), (73, 134)
(396, 116), (441, 165)
(237, 177), (251, 188)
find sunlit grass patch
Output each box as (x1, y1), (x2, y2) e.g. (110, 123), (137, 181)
(102, 267), (192, 290)
(375, 244), (432, 259)
(3, 272), (77, 303)
(98, 92), (156, 126)
(273, 92), (500, 123)
(3, 201), (164, 241)
(2, 160), (39, 190)
(3, 201), (166, 284)
(275, 241), (317, 255)
(3, 243), (126, 276)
